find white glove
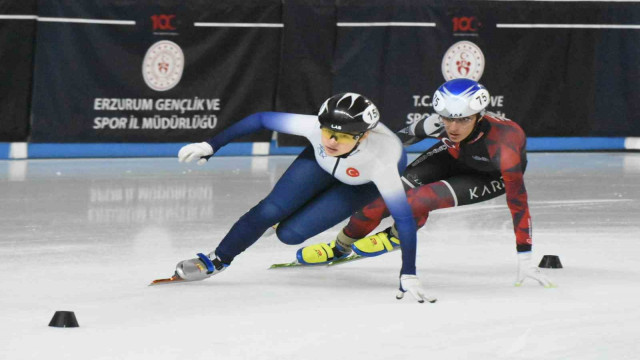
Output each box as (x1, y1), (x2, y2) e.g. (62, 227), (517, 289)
(515, 252), (555, 288)
(178, 142), (214, 165)
(396, 274), (437, 303)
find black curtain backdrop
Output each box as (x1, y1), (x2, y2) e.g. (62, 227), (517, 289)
(275, 0), (335, 146)
(30, 0), (281, 142)
(330, 0), (602, 136)
(593, 3), (640, 136)
(1, 0), (637, 143)
(0, 0), (36, 141)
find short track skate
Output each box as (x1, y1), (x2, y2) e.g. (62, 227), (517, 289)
(149, 253), (227, 286)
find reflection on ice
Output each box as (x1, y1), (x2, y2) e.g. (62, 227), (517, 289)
(1, 153), (639, 360)
(88, 181), (215, 223)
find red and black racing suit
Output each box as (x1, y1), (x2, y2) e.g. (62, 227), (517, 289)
(344, 112), (533, 253)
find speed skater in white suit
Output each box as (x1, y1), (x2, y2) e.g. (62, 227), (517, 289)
(158, 93), (435, 303)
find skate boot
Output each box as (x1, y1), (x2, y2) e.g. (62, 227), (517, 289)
(296, 240), (352, 265)
(175, 252), (228, 281)
(351, 228), (400, 257)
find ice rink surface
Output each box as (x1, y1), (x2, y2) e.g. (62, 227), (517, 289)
(1, 152), (640, 360)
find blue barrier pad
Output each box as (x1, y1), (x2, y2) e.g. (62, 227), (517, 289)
(2, 137), (633, 159)
(27, 142), (259, 158)
(28, 143), (184, 158)
(527, 137), (626, 151)
(404, 138), (628, 152)
(0, 143), (9, 159)
(269, 145), (305, 155)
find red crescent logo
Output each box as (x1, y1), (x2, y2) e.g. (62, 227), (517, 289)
(346, 168), (360, 177)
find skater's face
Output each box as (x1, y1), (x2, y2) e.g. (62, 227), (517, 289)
(320, 127), (368, 156)
(441, 114), (479, 142)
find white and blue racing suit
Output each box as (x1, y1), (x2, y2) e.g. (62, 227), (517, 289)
(207, 112), (418, 275)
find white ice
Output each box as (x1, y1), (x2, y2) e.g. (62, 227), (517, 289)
(1, 152), (640, 360)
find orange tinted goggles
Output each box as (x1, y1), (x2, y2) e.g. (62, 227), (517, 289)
(320, 127), (362, 144)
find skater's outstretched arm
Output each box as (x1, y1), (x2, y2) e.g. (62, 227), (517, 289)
(371, 165), (417, 275)
(369, 160), (436, 303)
(206, 112), (317, 152)
(485, 115), (554, 288)
(178, 112), (317, 164)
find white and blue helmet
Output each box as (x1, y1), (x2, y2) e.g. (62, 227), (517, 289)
(432, 79), (490, 118)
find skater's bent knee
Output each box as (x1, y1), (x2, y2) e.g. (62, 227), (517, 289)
(245, 199), (286, 226)
(276, 226), (306, 245)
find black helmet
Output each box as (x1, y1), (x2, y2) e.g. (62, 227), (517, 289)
(318, 93), (380, 134)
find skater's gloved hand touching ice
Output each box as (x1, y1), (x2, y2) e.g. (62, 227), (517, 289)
(515, 252), (555, 288)
(178, 142), (214, 165)
(396, 274), (437, 303)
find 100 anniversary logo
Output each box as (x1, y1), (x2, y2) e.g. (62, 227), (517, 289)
(441, 41), (485, 81)
(142, 40), (184, 91)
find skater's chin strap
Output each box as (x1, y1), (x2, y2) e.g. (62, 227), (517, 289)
(338, 132), (367, 158)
